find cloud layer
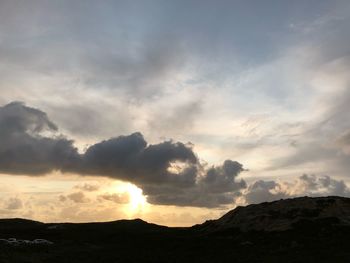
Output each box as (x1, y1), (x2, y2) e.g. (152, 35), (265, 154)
(0, 102), (246, 208)
(2, 101), (350, 210)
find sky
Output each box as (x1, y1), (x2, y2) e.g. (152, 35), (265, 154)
(0, 0), (350, 226)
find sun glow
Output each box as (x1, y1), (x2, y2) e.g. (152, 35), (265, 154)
(126, 183), (147, 211)
(110, 183), (148, 215)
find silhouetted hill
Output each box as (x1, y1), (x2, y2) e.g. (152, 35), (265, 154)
(196, 196), (350, 233)
(1, 196), (350, 263)
(0, 218), (44, 228)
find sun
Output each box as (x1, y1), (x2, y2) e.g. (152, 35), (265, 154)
(110, 182), (148, 215)
(124, 183), (147, 213)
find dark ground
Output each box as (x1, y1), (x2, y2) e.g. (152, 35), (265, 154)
(2, 197), (350, 262)
(0, 217), (350, 263)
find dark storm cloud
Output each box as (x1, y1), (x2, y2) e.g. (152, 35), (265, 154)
(82, 133), (198, 187)
(0, 102), (80, 175)
(145, 189), (240, 208)
(79, 137), (247, 208)
(142, 160), (246, 208)
(0, 102), (246, 208)
(201, 160), (246, 193)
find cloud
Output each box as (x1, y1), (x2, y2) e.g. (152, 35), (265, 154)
(66, 192), (90, 204)
(5, 197), (23, 210)
(81, 132), (198, 185)
(0, 1), (190, 99)
(74, 183), (100, 192)
(0, 102), (246, 208)
(0, 0), (348, 183)
(58, 205), (126, 223)
(58, 195), (67, 202)
(5, 102), (349, 209)
(337, 130), (350, 145)
(0, 102), (80, 175)
(98, 192), (130, 204)
(266, 57), (350, 177)
(147, 99), (202, 136)
(80, 136), (247, 208)
(201, 160), (246, 193)
(237, 174), (350, 205)
(144, 160), (246, 208)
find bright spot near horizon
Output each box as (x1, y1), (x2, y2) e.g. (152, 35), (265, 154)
(122, 183), (148, 215)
